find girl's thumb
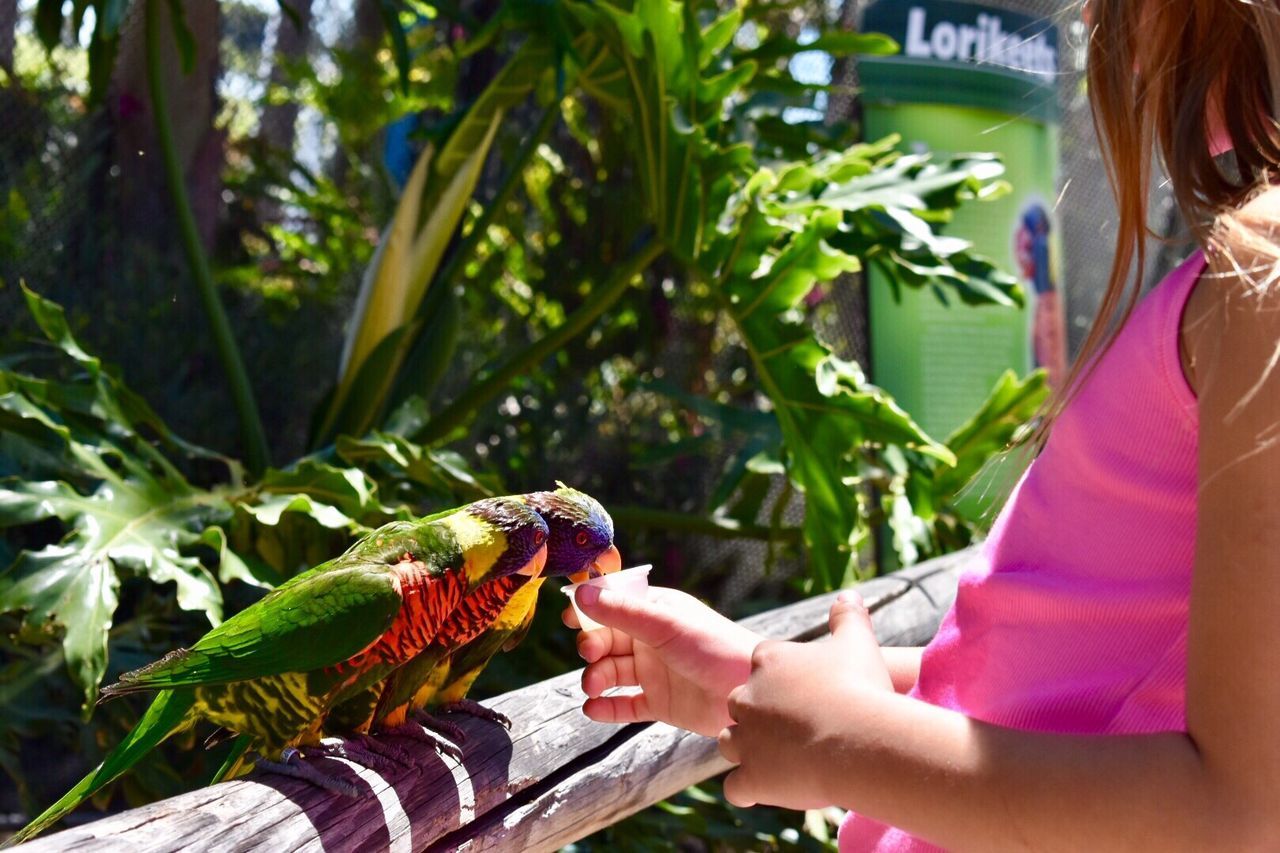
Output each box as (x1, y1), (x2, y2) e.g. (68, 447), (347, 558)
(828, 589), (873, 639)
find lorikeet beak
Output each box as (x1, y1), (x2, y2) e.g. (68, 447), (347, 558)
(568, 544), (622, 583)
(518, 544), (549, 577)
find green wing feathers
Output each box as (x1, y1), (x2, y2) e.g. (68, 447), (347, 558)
(339, 518), (465, 572)
(102, 568), (403, 697)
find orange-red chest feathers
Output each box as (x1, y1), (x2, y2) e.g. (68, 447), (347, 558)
(339, 559), (466, 671)
(432, 574), (529, 648)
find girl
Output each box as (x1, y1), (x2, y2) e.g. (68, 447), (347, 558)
(565, 1), (1280, 848)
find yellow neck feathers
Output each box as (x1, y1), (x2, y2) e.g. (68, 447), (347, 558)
(443, 512), (510, 586)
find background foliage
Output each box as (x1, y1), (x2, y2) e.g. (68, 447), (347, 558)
(0, 0), (1046, 845)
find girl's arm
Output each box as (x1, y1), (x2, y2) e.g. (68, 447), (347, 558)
(721, 194), (1280, 849)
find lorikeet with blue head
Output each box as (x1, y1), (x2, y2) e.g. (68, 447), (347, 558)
(4, 497), (549, 847)
(363, 485), (619, 738)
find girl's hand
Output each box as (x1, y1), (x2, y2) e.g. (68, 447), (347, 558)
(717, 591), (893, 810)
(566, 585), (762, 737)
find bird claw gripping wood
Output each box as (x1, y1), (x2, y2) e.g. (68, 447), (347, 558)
(411, 709), (470, 744)
(315, 737), (406, 773)
(384, 720), (465, 763)
(351, 733), (418, 768)
(255, 747), (361, 797)
(439, 699), (512, 730)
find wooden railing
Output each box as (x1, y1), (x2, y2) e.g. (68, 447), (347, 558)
(10, 549), (971, 853)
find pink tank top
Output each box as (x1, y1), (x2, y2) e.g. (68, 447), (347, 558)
(839, 251), (1205, 851)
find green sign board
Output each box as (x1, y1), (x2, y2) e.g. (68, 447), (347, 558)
(856, 0), (1065, 531)
(860, 0), (1064, 444)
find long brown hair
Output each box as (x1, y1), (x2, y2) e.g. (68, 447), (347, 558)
(1050, 0), (1280, 430)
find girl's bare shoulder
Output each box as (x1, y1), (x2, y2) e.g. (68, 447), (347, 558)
(1213, 185), (1280, 281)
(1181, 186), (1280, 396)
(1237, 183), (1280, 222)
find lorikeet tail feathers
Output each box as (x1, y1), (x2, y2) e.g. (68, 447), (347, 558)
(3, 689), (197, 847)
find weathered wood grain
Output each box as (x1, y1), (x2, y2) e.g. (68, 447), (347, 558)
(9, 549), (973, 853)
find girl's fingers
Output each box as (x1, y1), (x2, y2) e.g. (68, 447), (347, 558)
(574, 586), (682, 650)
(725, 684), (747, 722)
(828, 591), (875, 642)
(576, 625), (634, 663)
(582, 691), (653, 725)
(717, 725), (741, 764)
(581, 655), (638, 698)
(561, 605), (580, 629)
(722, 767), (757, 808)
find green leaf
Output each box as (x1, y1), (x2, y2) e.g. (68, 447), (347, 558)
(243, 493), (353, 530)
(573, 0), (749, 261)
(815, 356), (955, 463)
(379, 0), (412, 93)
(708, 161), (964, 588)
(165, 0), (196, 74)
(22, 284), (98, 366)
(387, 278), (462, 414)
(697, 61), (756, 106)
(788, 151), (1025, 309)
(335, 431), (499, 501)
(0, 476), (224, 709)
(433, 40), (554, 186)
(321, 32), (560, 443)
(196, 526), (266, 589)
(886, 483), (928, 567)
(34, 0), (64, 47)
(18, 285), (239, 476)
(0, 544), (119, 713)
(698, 8), (742, 67)
(936, 370), (1048, 500)
(785, 154), (1006, 216)
(323, 140), (433, 443)
(260, 462), (382, 520)
(319, 319), (423, 446)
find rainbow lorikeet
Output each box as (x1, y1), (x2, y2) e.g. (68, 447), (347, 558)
(366, 486), (620, 736)
(5, 497), (549, 846)
(180, 488), (619, 781)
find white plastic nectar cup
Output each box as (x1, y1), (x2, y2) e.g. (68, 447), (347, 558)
(562, 564), (652, 630)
